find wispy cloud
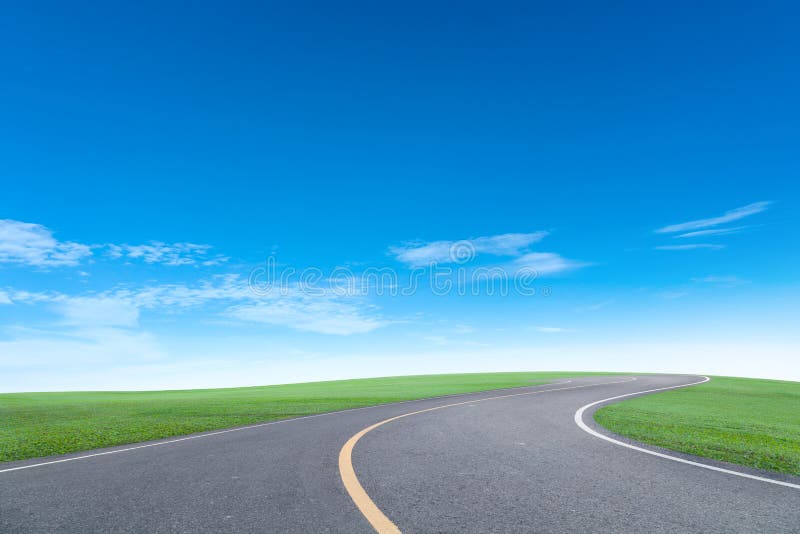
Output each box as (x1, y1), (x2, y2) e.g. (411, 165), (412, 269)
(656, 201), (770, 234)
(453, 324), (474, 334)
(0, 219), (229, 269)
(654, 244), (725, 251)
(658, 290), (689, 299)
(511, 252), (586, 275)
(8, 274), (387, 336)
(389, 232), (585, 277)
(574, 300), (613, 313)
(0, 327), (166, 368)
(390, 232), (548, 267)
(530, 326), (573, 333)
(56, 297), (141, 328)
(676, 226), (749, 238)
(0, 220), (92, 267)
(421, 335), (451, 346)
(227, 299), (386, 335)
(107, 242), (229, 266)
(692, 275), (747, 287)
(652, 276), (743, 300)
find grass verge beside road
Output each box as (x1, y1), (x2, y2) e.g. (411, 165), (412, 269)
(0, 371), (599, 463)
(595, 376), (800, 476)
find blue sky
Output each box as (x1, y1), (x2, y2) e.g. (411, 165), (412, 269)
(1, 2), (798, 390)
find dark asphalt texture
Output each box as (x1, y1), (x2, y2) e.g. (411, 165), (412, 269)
(1, 375), (798, 533)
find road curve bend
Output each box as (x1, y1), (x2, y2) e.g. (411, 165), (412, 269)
(1, 374), (798, 533)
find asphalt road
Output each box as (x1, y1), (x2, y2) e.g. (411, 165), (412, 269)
(1, 375), (798, 533)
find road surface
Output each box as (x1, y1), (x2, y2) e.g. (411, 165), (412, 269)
(1, 375), (798, 533)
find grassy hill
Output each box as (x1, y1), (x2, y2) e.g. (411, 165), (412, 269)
(0, 371), (597, 462)
(595, 376), (800, 476)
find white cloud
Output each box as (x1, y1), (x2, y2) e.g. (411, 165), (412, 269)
(6, 289), (64, 304)
(227, 298), (387, 335)
(676, 226), (748, 238)
(453, 324), (474, 334)
(574, 300), (613, 313)
(106, 278), (240, 309)
(511, 252), (585, 275)
(0, 291), (11, 304)
(107, 242), (228, 266)
(654, 244), (725, 251)
(0, 328), (166, 368)
(202, 257), (229, 266)
(57, 297), (140, 328)
(656, 201), (770, 234)
(0, 220), (92, 267)
(389, 232), (586, 277)
(390, 232), (548, 266)
(531, 326), (572, 333)
(471, 233), (549, 255)
(390, 241), (453, 266)
(8, 274), (387, 336)
(422, 335), (451, 345)
(0, 219), (228, 269)
(10, 292), (143, 328)
(659, 290), (689, 299)
(7, 276), (250, 312)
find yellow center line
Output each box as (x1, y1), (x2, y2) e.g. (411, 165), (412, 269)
(338, 377), (637, 533)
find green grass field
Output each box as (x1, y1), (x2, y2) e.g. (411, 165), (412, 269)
(595, 376), (800, 476)
(0, 371), (598, 463)
(5, 372), (797, 474)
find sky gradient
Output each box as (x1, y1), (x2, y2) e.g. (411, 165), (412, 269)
(1, 2), (799, 391)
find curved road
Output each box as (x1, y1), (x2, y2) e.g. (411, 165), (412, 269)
(1, 375), (798, 533)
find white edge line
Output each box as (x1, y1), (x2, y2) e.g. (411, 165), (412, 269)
(574, 376), (800, 490)
(0, 378), (577, 474)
